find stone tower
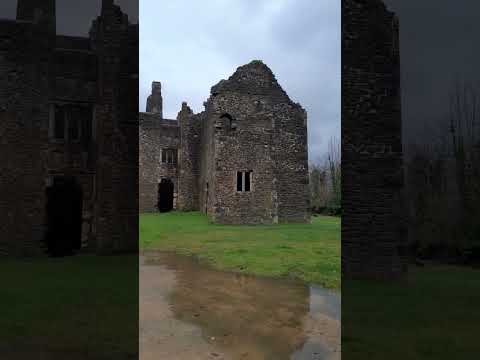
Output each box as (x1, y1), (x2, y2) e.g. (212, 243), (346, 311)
(91, 0), (139, 253)
(146, 81), (163, 117)
(177, 102), (202, 211)
(200, 60), (310, 224)
(342, 0), (407, 279)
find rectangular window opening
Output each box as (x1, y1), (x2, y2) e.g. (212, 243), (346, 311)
(80, 106), (92, 144)
(161, 149), (177, 164)
(69, 110), (80, 141)
(245, 171), (251, 192)
(237, 171), (243, 192)
(54, 105), (65, 140)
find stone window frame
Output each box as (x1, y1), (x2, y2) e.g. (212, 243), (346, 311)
(49, 103), (93, 144)
(236, 170), (253, 193)
(160, 148), (177, 165)
(219, 113), (237, 132)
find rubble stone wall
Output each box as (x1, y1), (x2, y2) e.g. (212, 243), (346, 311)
(139, 114), (179, 213)
(342, 0), (407, 279)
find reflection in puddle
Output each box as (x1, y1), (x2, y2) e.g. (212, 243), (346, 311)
(140, 252), (340, 360)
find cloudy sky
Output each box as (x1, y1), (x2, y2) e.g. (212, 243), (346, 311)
(382, 0), (480, 151)
(0, 0), (137, 35)
(140, 0), (340, 163)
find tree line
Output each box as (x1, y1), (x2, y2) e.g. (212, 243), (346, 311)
(405, 79), (480, 263)
(309, 136), (341, 216)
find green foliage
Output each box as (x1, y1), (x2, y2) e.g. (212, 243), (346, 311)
(140, 212), (341, 289)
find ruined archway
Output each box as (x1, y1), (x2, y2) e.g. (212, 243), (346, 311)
(158, 179), (174, 212)
(45, 176), (83, 257)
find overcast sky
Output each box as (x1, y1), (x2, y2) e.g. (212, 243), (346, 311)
(382, 0), (480, 151)
(140, 0), (340, 163)
(0, 0), (137, 35)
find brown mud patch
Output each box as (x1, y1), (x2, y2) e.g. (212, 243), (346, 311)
(140, 252), (340, 360)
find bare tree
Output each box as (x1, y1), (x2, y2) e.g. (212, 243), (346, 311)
(327, 136), (341, 209)
(309, 136), (341, 215)
(449, 79), (480, 240)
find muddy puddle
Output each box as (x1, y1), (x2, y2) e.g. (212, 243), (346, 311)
(140, 252), (340, 360)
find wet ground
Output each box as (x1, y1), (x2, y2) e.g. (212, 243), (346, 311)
(140, 252), (340, 360)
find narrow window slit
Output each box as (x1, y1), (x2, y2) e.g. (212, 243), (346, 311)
(237, 171), (243, 191)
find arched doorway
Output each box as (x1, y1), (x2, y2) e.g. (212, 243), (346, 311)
(45, 176), (83, 257)
(158, 179), (174, 212)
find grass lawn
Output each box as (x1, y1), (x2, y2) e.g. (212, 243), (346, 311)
(139, 211), (340, 288)
(343, 266), (480, 359)
(0, 255), (138, 358)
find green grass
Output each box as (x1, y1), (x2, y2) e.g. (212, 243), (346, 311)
(0, 255), (138, 357)
(343, 266), (480, 359)
(139, 211), (341, 288)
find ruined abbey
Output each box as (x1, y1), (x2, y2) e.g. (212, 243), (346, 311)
(140, 61), (310, 224)
(0, 0), (138, 256)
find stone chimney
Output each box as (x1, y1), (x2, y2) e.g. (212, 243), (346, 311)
(146, 81), (163, 117)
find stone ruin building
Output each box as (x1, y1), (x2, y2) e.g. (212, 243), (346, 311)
(342, 0), (407, 279)
(0, 0), (138, 256)
(140, 60), (310, 225)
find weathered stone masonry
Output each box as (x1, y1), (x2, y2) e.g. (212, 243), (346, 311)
(139, 60), (310, 224)
(0, 0), (138, 256)
(139, 113), (179, 213)
(342, 0), (407, 279)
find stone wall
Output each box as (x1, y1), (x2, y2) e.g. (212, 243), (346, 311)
(204, 90), (277, 224)
(48, 35), (98, 249)
(91, 0), (138, 253)
(198, 101), (216, 217)
(1, 0), (138, 256)
(342, 0), (407, 279)
(274, 102), (310, 223)
(177, 103), (202, 211)
(201, 61), (310, 224)
(0, 16), (52, 256)
(139, 113), (179, 213)
(146, 81), (163, 116)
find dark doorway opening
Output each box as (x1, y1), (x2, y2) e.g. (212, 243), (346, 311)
(45, 176), (83, 257)
(158, 179), (174, 212)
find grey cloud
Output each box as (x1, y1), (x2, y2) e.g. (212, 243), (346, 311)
(382, 0), (480, 147)
(140, 0), (340, 162)
(0, 1), (137, 36)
